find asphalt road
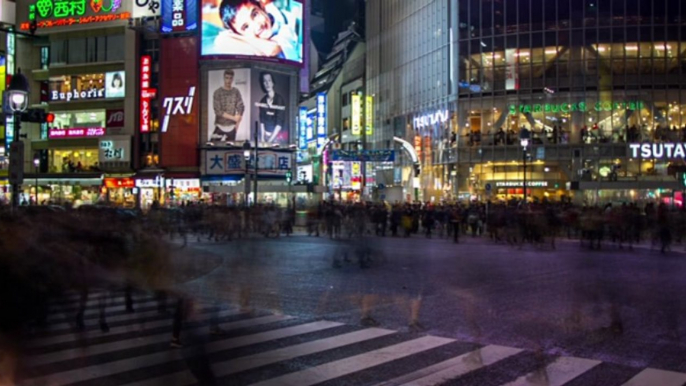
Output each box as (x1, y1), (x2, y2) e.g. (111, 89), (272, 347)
(177, 233), (686, 372)
(16, 233), (686, 386)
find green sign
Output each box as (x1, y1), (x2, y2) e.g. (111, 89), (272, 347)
(29, 0), (123, 21)
(508, 101), (645, 115)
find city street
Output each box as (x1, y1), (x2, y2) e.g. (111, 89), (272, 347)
(16, 233), (686, 385)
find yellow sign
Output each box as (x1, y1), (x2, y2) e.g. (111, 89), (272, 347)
(351, 93), (361, 135)
(365, 96), (373, 136)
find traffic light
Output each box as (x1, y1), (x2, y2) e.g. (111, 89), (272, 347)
(20, 109), (54, 124)
(285, 170), (292, 184)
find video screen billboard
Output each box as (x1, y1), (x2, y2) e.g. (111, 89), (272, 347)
(207, 68), (290, 147)
(201, 0), (304, 66)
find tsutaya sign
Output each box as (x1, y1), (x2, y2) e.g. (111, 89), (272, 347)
(414, 110), (449, 129)
(161, 86), (195, 133)
(630, 143), (686, 159)
(509, 101), (644, 115)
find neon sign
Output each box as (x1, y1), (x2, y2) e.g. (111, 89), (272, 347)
(48, 127), (106, 138)
(161, 87), (195, 133)
(316, 93), (326, 149)
(23, 0), (128, 30)
(630, 143), (686, 159)
(414, 110), (449, 129)
(508, 101), (645, 115)
(140, 55), (152, 133)
(30, 0), (122, 19)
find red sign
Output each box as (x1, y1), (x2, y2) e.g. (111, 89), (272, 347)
(159, 37), (199, 168)
(140, 55), (152, 133)
(141, 88), (157, 99)
(20, 12), (132, 30)
(106, 109), (125, 129)
(104, 178), (135, 189)
(49, 127), (106, 139)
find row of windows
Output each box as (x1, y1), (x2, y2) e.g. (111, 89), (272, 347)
(50, 35), (125, 65)
(458, 0), (686, 39)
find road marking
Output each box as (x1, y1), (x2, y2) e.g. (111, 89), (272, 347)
(26, 312), (285, 366)
(622, 368), (686, 386)
(122, 327), (396, 386)
(22, 319), (339, 386)
(249, 335), (455, 386)
(502, 356), (601, 386)
(46, 299), (160, 323)
(377, 345), (523, 386)
(27, 310), (245, 349)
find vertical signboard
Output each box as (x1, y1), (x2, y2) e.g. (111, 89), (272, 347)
(161, 0), (197, 33)
(351, 93), (361, 136)
(298, 106), (307, 150)
(365, 95), (373, 136)
(316, 92), (326, 149)
(505, 49), (519, 91)
(159, 37), (199, 168)
(140, 55), (152, 133)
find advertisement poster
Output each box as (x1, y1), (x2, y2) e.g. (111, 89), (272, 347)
(208, 68), (290, 147)
(200, 0), (304, 65)
(105, 71), (125, 98)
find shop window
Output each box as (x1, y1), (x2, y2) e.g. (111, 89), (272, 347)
(52, 110), (106, 130)
(106, 35), (125, 61)
(68, 38), (86, 64)
(50, 149), (99, 173)
(50, 40), (67, 65)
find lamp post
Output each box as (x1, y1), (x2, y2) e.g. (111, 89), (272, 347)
(243, 140), (251, 206)
(33, 157), (39, 205)
(253, 121), (259, 205)
(7, 69), (30, 208)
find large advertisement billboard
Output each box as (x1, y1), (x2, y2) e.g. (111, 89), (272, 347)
(200, 0), (304, 66)
(159, 37), (199, 168)
(207, 68), (290, 147)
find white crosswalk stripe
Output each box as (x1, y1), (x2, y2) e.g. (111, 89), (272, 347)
(16, 295), (686, 386)
(502, 356), (602, 386)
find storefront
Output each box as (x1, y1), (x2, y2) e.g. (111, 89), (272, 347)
(103, 177), (136, 207)
(21, 176), (104, 206)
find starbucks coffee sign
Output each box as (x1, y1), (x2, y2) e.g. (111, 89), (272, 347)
(630, 143), (686, 159)
(509, 101), (644, 115)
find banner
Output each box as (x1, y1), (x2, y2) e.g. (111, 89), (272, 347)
(505, 48), (519, 91)
(365, 95), (373, 136)
(159, 37), (199, 168)
(160, 0), (197, 33)
(332, 150), (395, 162)
(205, 149), (292, 176)
(207, 68), (290, 147)
(201, 0), (304, 66)
(316, 92), (326, 148)
(351, 93), (361, 135)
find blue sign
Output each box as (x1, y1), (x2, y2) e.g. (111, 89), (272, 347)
(332, 150), (395, 162)
(306, 112), (315, 142)
(161, 0), (198, 34)
(316, 93), (327, 149)
(299, 107), (308, 150)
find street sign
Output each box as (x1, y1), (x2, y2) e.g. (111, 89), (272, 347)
(9, 141), (24, 185)
(485, 183), (492, 192)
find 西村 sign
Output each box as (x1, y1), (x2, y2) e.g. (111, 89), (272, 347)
(24, 0), (130, 30)
(630, 143), (686, 159)
(508, 101), (644, 115)
(161, 86), (195, 133)
(413, 109), (449, 129)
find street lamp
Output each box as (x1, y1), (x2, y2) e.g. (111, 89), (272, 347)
(33, 157), (39, 205)
(7, 69), (30, 208)
(519, 128), (530, 204)
(243, 140), (251, 206)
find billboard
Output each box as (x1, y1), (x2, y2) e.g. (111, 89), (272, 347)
(205, 148), (292, 176)
(207, 68), (290, 147)
(161, 0), (198, 33)
(201, 0), (304, 66)
(159, 37), (199, 168)
(49, 72), (125, 102)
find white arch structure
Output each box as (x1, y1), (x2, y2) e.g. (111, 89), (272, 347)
(317, 135), (420, 173)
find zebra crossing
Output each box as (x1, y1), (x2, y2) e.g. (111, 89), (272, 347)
(15, 292), (686, 386)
